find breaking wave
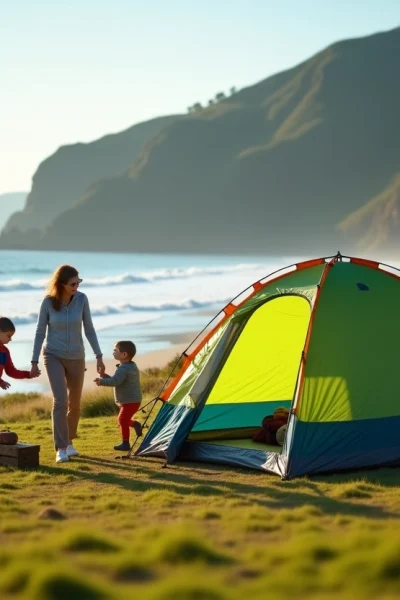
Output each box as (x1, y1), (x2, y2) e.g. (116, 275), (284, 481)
(0, 267), (51, 276)
(0, 263), (266, 292)
(9, 297), (229, 326)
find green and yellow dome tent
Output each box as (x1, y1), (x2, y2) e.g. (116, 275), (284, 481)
(135, 254), (400, 478)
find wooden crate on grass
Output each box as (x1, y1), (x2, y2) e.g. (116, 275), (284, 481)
(0, 443), (40, 468)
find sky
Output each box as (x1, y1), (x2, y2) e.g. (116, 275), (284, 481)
(1, 0), (399, 194)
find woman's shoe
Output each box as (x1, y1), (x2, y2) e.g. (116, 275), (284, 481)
(56, 449), (69, 463)
(66, 444), (79, 457)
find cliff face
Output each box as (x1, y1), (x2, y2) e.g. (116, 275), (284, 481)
(0, 115), (180, 245)
(338, 173), (400, 255)
(2, 27), (400, 257)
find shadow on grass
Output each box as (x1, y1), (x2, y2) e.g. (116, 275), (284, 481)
(36, 455), (400, 522)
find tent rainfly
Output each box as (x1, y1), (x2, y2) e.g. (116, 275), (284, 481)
(135, 254), (400, 479)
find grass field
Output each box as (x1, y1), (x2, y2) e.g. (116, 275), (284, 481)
(1, 410), (399, 600)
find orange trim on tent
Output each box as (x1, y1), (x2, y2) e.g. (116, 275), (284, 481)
(224, 303), (236, 316)
(160, 319), (228, 401)
(161, 256), (329, 402)
(292, 258), (334, 414)
(378, 265), (400, 282)
(297, 258), (326, 270)
(350, 256), (400, 282)
(160, 356), (191, 402)
(254, 258), (325, 292)
(187, 328), (217, 361)
(230, 257), (325, 319)
(350, 257), (379, 269)
(293, 255), (400, 414)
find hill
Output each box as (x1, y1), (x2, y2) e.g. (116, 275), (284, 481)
(0, 115), (180, 248)
(339, 173), (400, 254)
(2, 27), (400, 256)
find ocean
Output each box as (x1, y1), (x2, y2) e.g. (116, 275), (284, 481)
(0, 249), (298, 393)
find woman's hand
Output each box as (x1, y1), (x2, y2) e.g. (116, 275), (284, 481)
(94, 378), (101, 386)
(96, 357), (105, 376)
(0, 378), (10, 390)
(30, 363), (41, 378)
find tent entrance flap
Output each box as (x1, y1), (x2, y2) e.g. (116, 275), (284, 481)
(193, 295), (311, 433)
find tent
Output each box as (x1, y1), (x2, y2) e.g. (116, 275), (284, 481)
(136, 254), (400, 478)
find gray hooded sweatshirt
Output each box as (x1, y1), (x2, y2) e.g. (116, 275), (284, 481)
(99, 362), (142, 405)
(32, 291), (102, 362)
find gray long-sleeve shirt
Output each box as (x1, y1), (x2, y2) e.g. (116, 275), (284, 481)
(32, 291), (102, 362)
(99, 362), (142, 405)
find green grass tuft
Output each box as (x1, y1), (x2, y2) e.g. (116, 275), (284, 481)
(0, 564), (31, 595)
(113, 559), (155, 582)
(0, 392), (42, 407)
(79, 391), (118, 418)
(27, 569), (109, 600)
(154, 531), (232, 565)
(196, 509), (221, 520)
(0, 483), (18, 490)
(150, 582), (227, 600)
(61, 531), (120, 553)
(333, 482), (373, 499)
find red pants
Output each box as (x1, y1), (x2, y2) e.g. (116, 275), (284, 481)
(118, 403), (140, 441)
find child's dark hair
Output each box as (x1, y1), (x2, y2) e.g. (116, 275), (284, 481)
(116, 341), (136, 360)
(0, 317), (15, 332)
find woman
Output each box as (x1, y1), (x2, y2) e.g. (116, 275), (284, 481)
(30, 265), (105, 463)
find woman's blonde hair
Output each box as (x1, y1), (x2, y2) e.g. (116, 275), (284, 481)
(46, 265), (79, 311)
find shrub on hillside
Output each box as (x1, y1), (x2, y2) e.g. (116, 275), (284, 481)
(141, 354), (184, 397)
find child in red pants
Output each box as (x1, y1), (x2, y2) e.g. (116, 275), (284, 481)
(94, 340), (142, 451)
